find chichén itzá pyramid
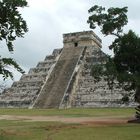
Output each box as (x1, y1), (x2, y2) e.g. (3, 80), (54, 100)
(0, 31), (135, 108)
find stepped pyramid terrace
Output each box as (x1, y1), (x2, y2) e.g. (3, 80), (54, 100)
(0, 31), (135, 108)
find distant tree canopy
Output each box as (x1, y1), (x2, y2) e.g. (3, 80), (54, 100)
(88, 6), (128, 37)
(87, 5), (140, 120)
(0, 0), (28, 79)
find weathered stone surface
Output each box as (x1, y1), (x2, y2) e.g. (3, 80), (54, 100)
(0, 31), (136, 108)
(61, 45), (135, 108)
(0, 48), (61, 108)
(34, 46), (85, 108)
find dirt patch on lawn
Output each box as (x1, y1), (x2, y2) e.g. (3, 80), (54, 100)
(81, 117), (129, 126)
(0, 115), (133, 126)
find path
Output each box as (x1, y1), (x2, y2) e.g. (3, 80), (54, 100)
(0, 115), (133, 125)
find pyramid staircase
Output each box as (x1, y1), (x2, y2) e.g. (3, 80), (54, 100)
(33, 46), (85, 108)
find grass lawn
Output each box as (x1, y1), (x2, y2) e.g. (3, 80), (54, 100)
(0, 108), (135, 117)
(0, 108), (139, 140)
(0, 120), (140, 140)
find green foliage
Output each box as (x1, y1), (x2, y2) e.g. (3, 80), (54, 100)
(91, 57), (118, 90)
(0, 0), (28, 79)
(0, 57), (24, 79)
(87, 5), (128, 37)
(88, 4), (140, 105)
(114, 31), (140, 89)
(91, 64), (104, 82)
(122, 95), (129, 103)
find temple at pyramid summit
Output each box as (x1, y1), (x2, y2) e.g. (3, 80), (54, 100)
(0, 31), (135, 108)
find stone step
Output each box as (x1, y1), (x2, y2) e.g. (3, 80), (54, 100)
(45, 55), (56, 61)
(0, 94), (36, 100)
(0, 99), (32, 108)
(34, 46), (85, 108)
(28, 67), (50, 74)
(0, 98), (33, 102)
(2, 88), (39, 97)
(2, 87), (40, 96)
(76, 89), (125, 95)
(11, 86), (40, 91)
(20, 74), (47, 81)
(52, 48), (62, 56)
(74, 100), (134, 108)
(36, 61), (55, 68)
(80, 96), (123, 102)
(12, 81), (43, 88)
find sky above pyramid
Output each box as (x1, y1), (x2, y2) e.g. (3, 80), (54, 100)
(1, 0), (140, 85)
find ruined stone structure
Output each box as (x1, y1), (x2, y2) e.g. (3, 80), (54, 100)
(0, 31), (135, 108)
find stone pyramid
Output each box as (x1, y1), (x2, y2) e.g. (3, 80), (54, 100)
(0, 31), (135, 108)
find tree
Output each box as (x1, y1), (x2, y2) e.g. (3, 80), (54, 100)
(0, 81), (8, 93)
(0, 0), (28, 80)
(87, 5), (140, 122)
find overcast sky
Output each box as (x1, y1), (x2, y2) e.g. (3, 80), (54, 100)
(1, 0), (140, 85)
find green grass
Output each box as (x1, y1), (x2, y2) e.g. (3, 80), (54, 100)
(51, 124), (140, 140)
(0, 120), (56, 140)
(0, 120), (140, 140)
(0, 108), (138, 140)
(0, 108), (135, 117)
